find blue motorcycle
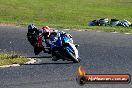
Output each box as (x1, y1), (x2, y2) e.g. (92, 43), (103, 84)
(50, 32), (80, 63)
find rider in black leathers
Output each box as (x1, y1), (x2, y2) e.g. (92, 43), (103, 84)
(27, 24), (44, 55)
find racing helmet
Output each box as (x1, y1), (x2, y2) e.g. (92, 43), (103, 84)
(42, 26), (51, 37)
(28, 24), (36, 33)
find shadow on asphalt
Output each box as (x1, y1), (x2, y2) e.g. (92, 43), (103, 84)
(25, 56), (52, 58)
(22, 56), (76, 65)
(22, 62), (74, 65)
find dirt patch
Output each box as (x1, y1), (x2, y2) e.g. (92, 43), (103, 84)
(0, 23), (16, 26)
(0, 58), (37, 68)
(71, 29), (98, 32)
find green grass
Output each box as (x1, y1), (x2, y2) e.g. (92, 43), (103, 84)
(0, 0), (132, 32)
(0, 53), (29, 66)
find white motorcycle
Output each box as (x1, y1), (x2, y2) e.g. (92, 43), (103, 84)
(50, 32), (80, 63)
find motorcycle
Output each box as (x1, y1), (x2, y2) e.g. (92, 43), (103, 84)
(27, 31), (47, 55)
(27, 29), (80, 63)
(50, 32), (80, 63)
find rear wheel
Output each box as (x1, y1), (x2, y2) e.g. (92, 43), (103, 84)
(34, 46), (42, 55)
(52, 56), (59, 61)
(51, 47), (61, 61)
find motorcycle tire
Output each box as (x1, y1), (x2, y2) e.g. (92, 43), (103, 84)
(64, 48), (80, 63)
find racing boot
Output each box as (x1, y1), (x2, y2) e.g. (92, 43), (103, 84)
(75, 44), (79, 48)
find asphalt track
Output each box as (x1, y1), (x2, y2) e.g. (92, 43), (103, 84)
(0, 26), (132, 88)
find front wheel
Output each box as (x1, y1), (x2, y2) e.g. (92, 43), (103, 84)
(64, 48), (80, 63)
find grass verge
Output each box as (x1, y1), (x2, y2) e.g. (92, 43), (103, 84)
(0, 53), (29, 66)
(0, 0), (132, 32)
(85, 26), (132, 33)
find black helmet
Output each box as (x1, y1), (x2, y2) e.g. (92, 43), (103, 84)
(28, 24), (36, 33)
(28, 24), (36, 30)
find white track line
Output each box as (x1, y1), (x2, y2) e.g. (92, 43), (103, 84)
(63, 29), (70, 30)
(96, 31), (101, 32)
(62, 29), (132, 35)
(124, 33), (132, 35)
(25, 58), (36, 64)
(111, 32), (119, 33)
(0, 64), (20, 68)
